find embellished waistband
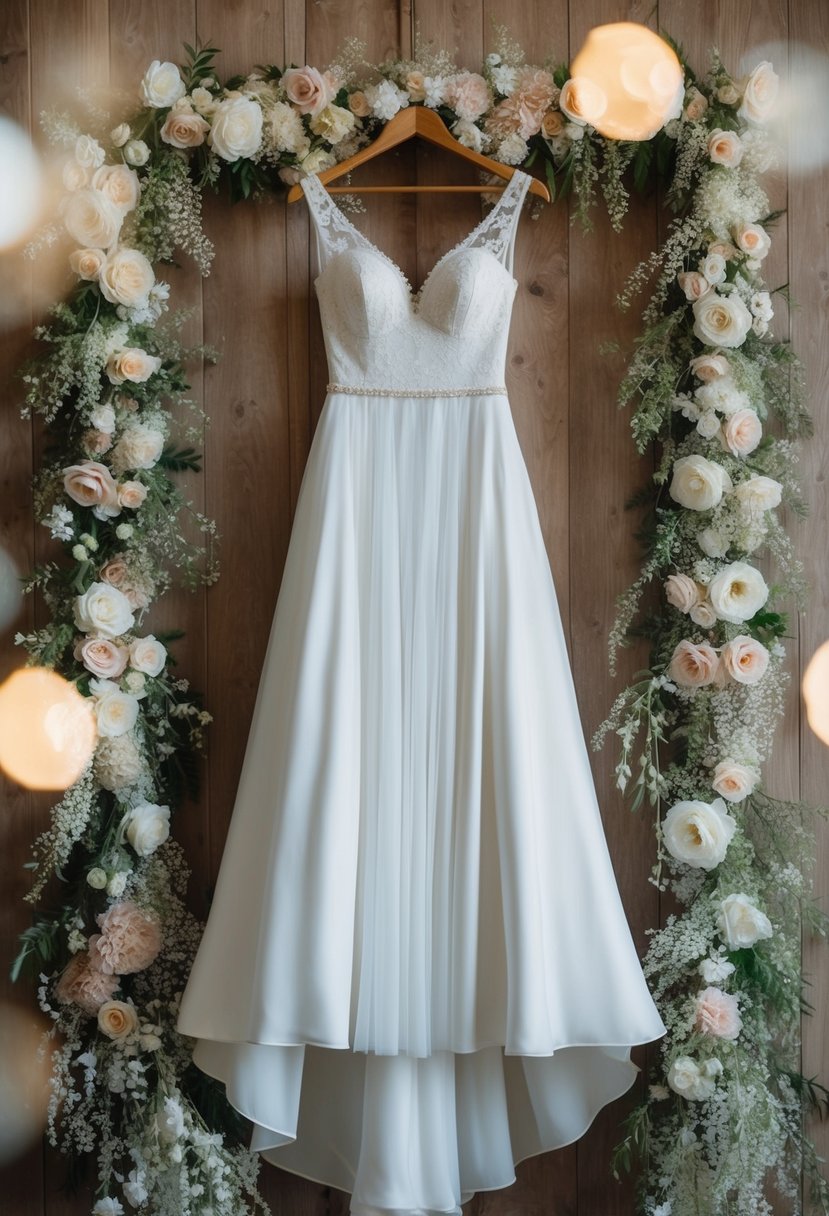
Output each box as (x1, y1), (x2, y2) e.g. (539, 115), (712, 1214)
(326, 382), (507, 399)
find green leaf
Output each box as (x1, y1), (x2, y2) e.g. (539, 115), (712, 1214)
(544, 157), (557, 204)
(159, 445), (203, 473)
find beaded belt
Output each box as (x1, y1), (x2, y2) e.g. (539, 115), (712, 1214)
(326, 382), (507, 398)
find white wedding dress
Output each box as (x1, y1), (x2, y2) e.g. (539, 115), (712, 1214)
(176, 167), (667, 1215)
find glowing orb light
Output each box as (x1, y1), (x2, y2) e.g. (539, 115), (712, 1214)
(567, 22), (684, 141)
(0, 667), (96, 790)
(0, 116), (44, 249)
(803, 640), (829, 748)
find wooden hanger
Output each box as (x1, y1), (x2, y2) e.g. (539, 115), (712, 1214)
(286, 106), (550, 202)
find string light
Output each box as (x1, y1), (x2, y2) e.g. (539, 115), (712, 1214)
(803, 640), (829, 748)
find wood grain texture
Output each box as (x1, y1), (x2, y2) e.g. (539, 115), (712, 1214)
(0, 3), (826, 1214)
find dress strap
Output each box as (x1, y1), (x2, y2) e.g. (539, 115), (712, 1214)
(463, 169), (532, 277)
(299, 171), (367, 270)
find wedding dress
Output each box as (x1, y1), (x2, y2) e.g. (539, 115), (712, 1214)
(175, 166), (667, 1215)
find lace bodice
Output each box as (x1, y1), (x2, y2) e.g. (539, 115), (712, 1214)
(299, 168), (532, 394)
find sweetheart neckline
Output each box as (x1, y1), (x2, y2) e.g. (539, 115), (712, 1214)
(301, 168), (529, 309)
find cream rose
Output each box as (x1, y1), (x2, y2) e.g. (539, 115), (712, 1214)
(92, 164), (140, 214)
(208, 95), (264, 161)
(719, 408), (762, 457)
(541, 110), (566, 139)
(74, 134), (104, 169)
(141, 60), (186, 108)
(738, 61), (779, 124)
(63, 460), (120, 518)
(690, 599), (718, 629)
(668, 639), (720, 688)
(118, 481), (148, 510)
(669, 454), (732, 512)
(732, 222), (771, 260)
(283, 66), (336, 116)
(91, 678), (140, 738)
(695, 987), (742, 1040)
(111, 423), (165, 472)
(111, 122), (130, 147)
(73, 582), (135, 638)
(683, 87), (708, 122)
(309, 103), (356, 144)
(708, 562), (769, 624)
(161, 106), (210, 148)
(348, 91), (371, 118)
(129, 635), (167, 677)
(707, 127), (743, 167)
(733, 475), (782, 517)
(663, 797), (737, 870)
(98, 999), (139, 1041)
(106, 348), (162, 385)
(677, 271), (710, 302)
(701, 253), (727, 285)
(124, 139), (150, 167)
(720, 635), (770, 684)
(712, 759), (760, 802)
(717, 892), (773, 948)
(665, 572), (700, 614)
(69, 247), (106, 281)
(62, 158), (90, 191)
(63, 188), (123, 249)
(690, 353), (730, 382)
(75, 636), (128, 679)
(99, 248), (155, 308)
(123, 802), (171, 857)
(559, 77), (607, 126)
(692, 291), (752, 348)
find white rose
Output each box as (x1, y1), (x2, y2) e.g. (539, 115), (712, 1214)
(707, 128), (743, 167)
(92, 164), (140, 214)
(701, 252), (727, 285)
(733, 475), (782, 517)
(87, 867), (108, 889)
(90, 403), (116, 434)
(717, 892), (773, 948)
(698, 527), (729, 559)
(719, 408), (762, 458)
(99, 248), (155, 308)
(141, 60), (186, 108)
(208, 95), (263, 161)
(123, 139), (150, 166)
(718, 82), (740, 106)
(712, 760), (760, 802)
(309, 103), (356, 144)
(452, 118), (485, 153)
(129, 635), (167, 676)
(708, 561), (769, 623)
(62, 158), (90, 191)
(74, 134), (105, 169)
(696, 410), (721, 439)
(69, 247), (106, 281)
(73, 582), (135, 638)
(738, 61), (779, 124)
(111, 123), (130, 147)
(692, 291), (752, 348)
(105, 348), (161, 385)
(91, 678), (140, 738)
(669, 454), (732, 511)
(750, 290), (773, 321)
(124, 802), (171, 857)
(690, 353), (730, 382)
(667, 1055), (719, 1101)
(190, 86), (216, 115)
(111, 422), (165, 472)
(63, 189), (123, 249)
(663, 798), (737, 870)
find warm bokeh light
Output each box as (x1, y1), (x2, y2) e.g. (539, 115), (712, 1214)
(0, 667), (96, 790)
(742, 40), (829, 174)
(568, 22), (684, 141)
(0, 1002), (51, 1165)
(0, 116), (44, 249)
(803, 640), (829, 748)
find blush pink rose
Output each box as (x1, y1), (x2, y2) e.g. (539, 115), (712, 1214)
(283, 66), (336, 116)
(82, 429), (113, 456)
(63, 461), (119, 515)
(678, 271), (711, 302)
(694, 986), (742, 1039)
(74, 635), (129, 679)
(118, 481), (148, 509)
(54, 952), (119, 1015)
(719, 408), (762, 457)
(88, 900), (162, 976)
(720, 635), (770, 684)
(665, 572), (700, 614)
(669, 639), (720, 687)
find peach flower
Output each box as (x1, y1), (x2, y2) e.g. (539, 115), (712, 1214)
(54, 952), (119, 1015)
(160, 107), (210, 148)
(74, 635), (129, 679)
(732, 222), (771, 260)
(541, 110), (566, 139)
(694, 986), (742, 1039)
(348, 91), (371, 118)
(404, 71), (426, 102)
(63, 461), (120, 517)
(708, 128), (743, 167)
(712, 760), (759, 802)
(97, 999), (139, 1040)
(444, 72), (490, 122)
(99, 555), (130, 589)
(69, 247), (106, 280)
(719, 408), (762, 458)
(720, 635), (770, 684)
(677, 271), (711, 302)
(559, 76), (607, 127)
(283, 66), (336, 116)
(88, 900), (162, 976)
(669, 639), (720, 687)
(665, 572), (700, 614)
(690, 353), (730, 381)
(82, 429), (113, 456)
(118, 481), (148, 509)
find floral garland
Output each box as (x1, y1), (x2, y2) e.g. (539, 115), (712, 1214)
(10, 27), (827, 1216)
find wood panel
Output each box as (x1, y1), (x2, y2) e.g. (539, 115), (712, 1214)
(0, 3), (826, 1214)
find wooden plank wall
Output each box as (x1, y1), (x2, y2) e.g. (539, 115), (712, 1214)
(0, 2), (826, 1213)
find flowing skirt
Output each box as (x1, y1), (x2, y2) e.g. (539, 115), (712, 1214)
(175, 389), (667, 1214)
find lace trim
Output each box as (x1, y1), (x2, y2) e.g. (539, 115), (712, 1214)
(326, 382), (507, 398)
(301, 169), (531, 309)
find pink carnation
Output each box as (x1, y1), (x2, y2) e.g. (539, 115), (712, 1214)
(694, 986), (742, 1039)
(444, 72), (490, 122)
(54, 952), (119, 1015)
(88, 900), (162, 976)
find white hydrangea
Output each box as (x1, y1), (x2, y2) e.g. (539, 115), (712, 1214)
(365, 80), (409, 121)
(93, 732), (144, 792)
(268, 101), (311, 157)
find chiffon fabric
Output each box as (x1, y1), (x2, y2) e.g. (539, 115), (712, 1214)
(176, 167), (667, 1214)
